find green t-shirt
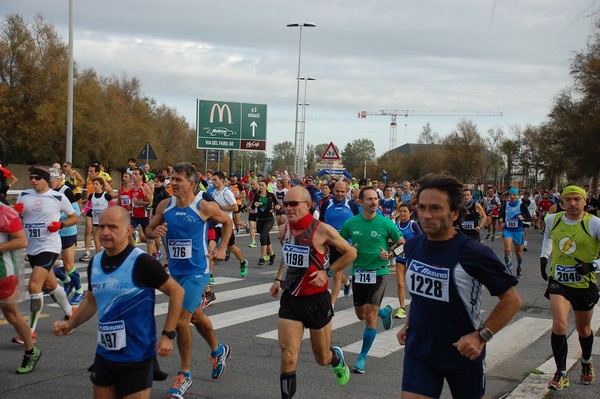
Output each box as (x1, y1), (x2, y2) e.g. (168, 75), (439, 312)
(339, 213), (402, 275)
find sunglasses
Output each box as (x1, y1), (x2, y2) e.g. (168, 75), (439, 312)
(283, 200), (306, 207)
(29, 175), (43, 181)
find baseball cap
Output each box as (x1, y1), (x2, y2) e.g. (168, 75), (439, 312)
(49, 167), (61, 179)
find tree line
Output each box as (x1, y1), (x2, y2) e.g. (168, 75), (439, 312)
(1, 14), (598, 186)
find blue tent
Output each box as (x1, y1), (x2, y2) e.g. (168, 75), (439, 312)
(316, 169), (352, 179)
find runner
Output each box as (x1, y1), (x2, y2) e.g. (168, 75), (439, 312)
(339, 186), (404, 373)
(270, 186), (355, 398)
(459, 188), (486, 242)
(53, 206), (183, 399)
(13, 165), (79, 344)
(146, 162), (233, 398)
(498, 187), (532, 278)
(397, 173), (521, 399)
(540, 185), (600, 391)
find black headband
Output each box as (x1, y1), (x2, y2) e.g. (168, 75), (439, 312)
(30, 167), (51, 182)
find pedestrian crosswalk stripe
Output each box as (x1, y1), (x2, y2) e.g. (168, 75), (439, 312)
(486, 316), (552, 369)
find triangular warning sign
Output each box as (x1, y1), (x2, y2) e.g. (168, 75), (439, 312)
(138, 142), (158, 161)
(321, 142), (340, 160)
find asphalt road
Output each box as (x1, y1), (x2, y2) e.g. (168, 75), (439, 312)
(1, 222), (599, 399)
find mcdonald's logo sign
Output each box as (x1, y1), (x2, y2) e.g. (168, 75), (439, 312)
(209, 103), (233, 124)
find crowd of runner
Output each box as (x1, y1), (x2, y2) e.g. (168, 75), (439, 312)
(1, 158), (599, 398)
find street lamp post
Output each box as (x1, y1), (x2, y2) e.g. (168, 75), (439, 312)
(287, 22), (315, 177)
(298, 77), (315, 177)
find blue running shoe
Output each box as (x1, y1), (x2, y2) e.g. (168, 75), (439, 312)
(211, 344), (231, 379)
(331, 346), (350, 385)
(166, 371), (192, 398)
(352, 354), (366, 374)
(69, 292), (84, 306)
(343, 280), (351, 297)
(380, 304), (393, 330)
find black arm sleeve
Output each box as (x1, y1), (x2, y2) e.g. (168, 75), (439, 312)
(63, 187), (77, 203)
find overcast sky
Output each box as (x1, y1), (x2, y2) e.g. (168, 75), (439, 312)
(3, 1), (596, 157)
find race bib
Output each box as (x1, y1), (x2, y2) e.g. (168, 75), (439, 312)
(92, 208), (102, 223)
(168, 239), (192, 259)
(406, 260), (449, 302)
(282, 244), (309, 268)
(355, 269), (376, 284)
(506, 220), (518, 228)
(24, 223), (48, 238)
(553, 264), (583, 283)
(120, 197), (131, 206)
(98, 320), (126, 351)
(486, 205), (495, 213)
(461, 220), (475, 230)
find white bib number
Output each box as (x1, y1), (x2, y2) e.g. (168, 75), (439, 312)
(355, 269), (376, 284)
(120, 196), (131, 206)
(282, 244), (309, 268)
(506, 220), (518, 228)
(461, 220), (475, 230)
(168, 239), (192, 259)
(553, 264), (583, 283)
(25, 223), (47, 238)
(406, 260), (449, 302)
(98, 320), (127, 351)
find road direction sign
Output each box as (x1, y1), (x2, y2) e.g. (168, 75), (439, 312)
(197, 100), (267, 151)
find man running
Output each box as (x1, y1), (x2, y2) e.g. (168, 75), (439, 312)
(53, 206), (183, 399)
(499, 187), (531, 278)
(339, 186), (405, 373)
(146, 162), (233, 398)
(270, 186), (355, 398)
(397, 173), (521, 399)
(13, 165), (79, 344)
(540, 185), (600, 391)
(459, 188), (486, 242)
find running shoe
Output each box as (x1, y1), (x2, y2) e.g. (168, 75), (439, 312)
(78, 253), (92, 262)
(484, 233), (491, 241)
(166, 371), (193, 398)
(352, 354), (366, 374)
(516, 267), (522, 278)
(548, 370), (570, 391)
(240, 259), (248, 277)
(380, 305), (393, 330)
(248, 241), (257, 248)
(580, 360), (595, 385)
(269, 253), (276, 265)
(331, 346), (350, 386)
(224, 248), (231, 261)
(211, 344), (231, 379)
(16, 346), (41, 374)
(394, 307), (406, 319)
(257, 257), (266, 267)
(343, 281), (352, 297)
(12, 331), (36, 345)
(153, 250), (162, 260)
(201, 291), (216, 309)
(132, 231), (140, 244)
(69, 291), (84, 305)
(523, 247), (528, 252)
(491, 235), (495, 242)
(209, 275), (215, 285)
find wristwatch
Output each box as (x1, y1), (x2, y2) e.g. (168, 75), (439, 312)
(478, 327), (494, 343)
(161, 330), (176, 340)
(327, 268), (335, 277)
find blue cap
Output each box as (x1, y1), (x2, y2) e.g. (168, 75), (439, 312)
(508, 187), (519, 195)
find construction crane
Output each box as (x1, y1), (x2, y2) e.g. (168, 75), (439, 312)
(358, 110), (504, 151)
